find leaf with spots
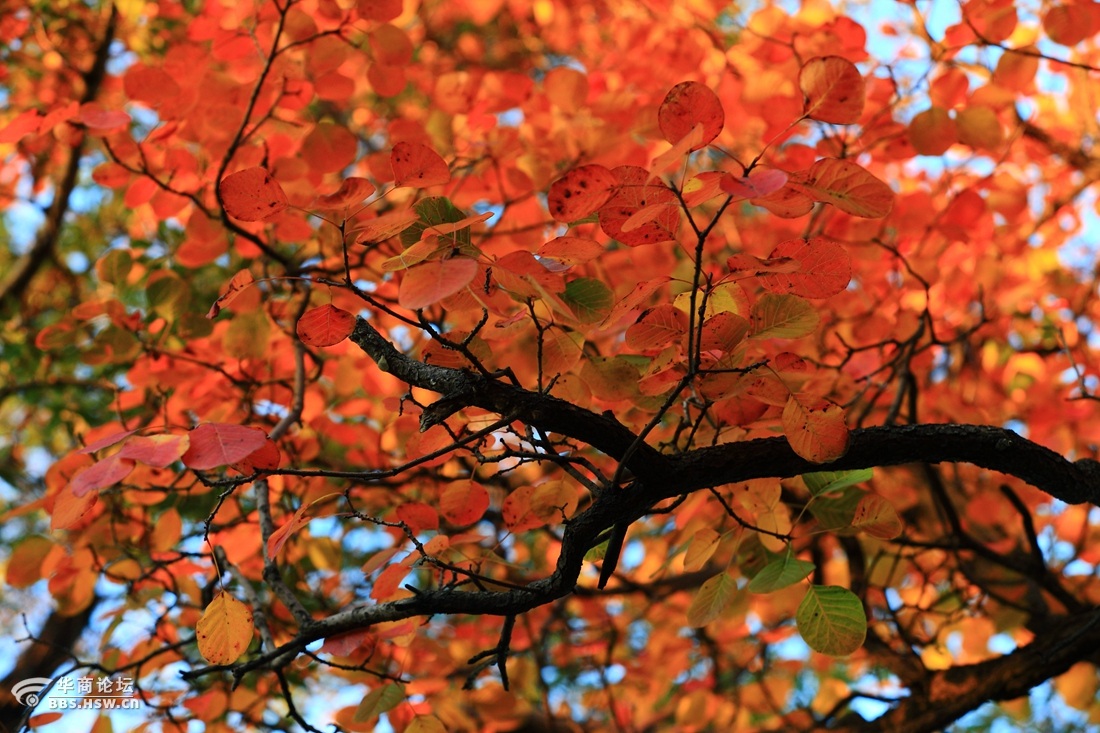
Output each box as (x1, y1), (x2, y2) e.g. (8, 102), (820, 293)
(196, 592), (254, 665)
(392, 141), (451, 188)
(782, 397), (849, 463)
(758, 238), (851, 299)
(598, 166), (679, 246)
(790, 158), (893, 219)
(547, 164), (617, 223)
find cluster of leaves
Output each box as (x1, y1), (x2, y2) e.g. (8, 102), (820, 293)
(3, 0), (1100, 732)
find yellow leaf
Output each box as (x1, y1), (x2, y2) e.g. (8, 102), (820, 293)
(196, 592), (254, 665)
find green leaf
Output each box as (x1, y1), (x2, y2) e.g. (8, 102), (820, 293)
(748, 556), (815, 593)
(749, 293), (819, 339)
(796, 584), (866, 656)
(803, 468), (873, 496)
(686, 572), (738, 627)
(353, 683), (405, 723)
(807, 487), (863, 531)
(563, 278), (613, 323)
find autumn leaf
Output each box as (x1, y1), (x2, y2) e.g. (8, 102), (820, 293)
(396, 501), (440, 532)
(219, 167), (289, 222)
(397, 257), (479, 310)
(196, 592), (254, 664)
(719, 167), (789, 200)
(792, 158), (894, 218)
(207, 269), (255, 318)
(850, 492), (903, 539)
(297, 304), (356, 347)
(749, 293), (820, 339)
(312, 177), (376, 209)
(658, 81), (725, 150)
(392, 141), (451, 188)
(353, 683), (405, 723)
(182, 424), (269, 471)
(547, 164), (617, 223)
(782, 398), (850, 463)
(758, 237), (852, 299)
(799, 56), (865, 124)
(117, 434), (190, 468)
(70, 453), (135, 497)
(598, 166), (680, 246)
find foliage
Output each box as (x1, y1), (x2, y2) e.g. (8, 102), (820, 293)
(2, 0), (1100, 731)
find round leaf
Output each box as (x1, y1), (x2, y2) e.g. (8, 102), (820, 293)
(759, 237), (852, 299)
(196, 592), (254, 665)
(547, 164), (617, 223)
(182, 423), (268, 470)
(392, 141), (451, 188)
(297, 304), (356, 347)
(658, 81), (724, 150)
(800, 56), (866, 124)
(796, 585), (866, 656)
(219, 167), (289, 222)
(397, 257), (479, 310)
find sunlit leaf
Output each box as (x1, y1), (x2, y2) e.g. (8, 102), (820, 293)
(658, 81), (724, 150)
(392, 141), (451, 188)
(196, 592), (254, 665)
(758, 237), (851, 299)
(182, 424), (268, 471)
(687, 572), (738, 627)
(783, 398), (849, 463)
(548, 164), (617, 223)
(793, 158), (893, 219)
(748, 556), (815, 593)
(398, 257), (479, 310)
(800, 56), (865, 124)
(750, 293), (819, 339)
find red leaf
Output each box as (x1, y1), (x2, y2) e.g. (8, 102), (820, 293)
(219, 167), (289, 222)
(231, 439), (282, 475)
(537, 237), (604, 268)
(118, 434), (190, 467)
(658, 81), (725, 150)
(70, 454), (135, 498)
(312, 177), (376, 209)
(598, 166), (679, 246)
(391, 141), (451, 188)
(759, 237), (852, 299)
(396, 502), (440, 532)
(800, 56), (866, 124)
(182, 424), (268, 471)
(398, 257), (479, 310)
(547, 164), (617, 223)
(79, 102), (130, 133)
(297, 304), (356, 347)
(79, 428), (137, 454)
(720, 168), (789, 199)
(626, 305), (689, 351)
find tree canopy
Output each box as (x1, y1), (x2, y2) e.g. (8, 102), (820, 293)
(3, 0), (1100, 730)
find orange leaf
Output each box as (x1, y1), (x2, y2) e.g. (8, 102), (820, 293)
(502, 485), (543, 532)
(297, 304), (356, 347)
(851, 493), (903, 539)
(371, 564), (410, 601)
(353, 208), (420, 245)
(51, 483), (99, 531)
(759, 237), (852, 299)
(391, 141), (451, 188)
(196, 592), (254, 665)
(79, 428), (138, 454)
(312, 177), (376, 209)
(598, 166), (679, 246)
(782, 398), (849, 463)
(626, 305), (688, 351)
(267, 503), (314, 559)
(792, 158), (893, 219)
(909, 106), (957, 155)
(800, 56), (865, 124)
(536, 236), (604, 268)
(397, 257), (479, 310)
(658, 81), (725, 150)
(219, 167), (289, 222)
(231, 440), (282, 475)
(547, 164), (617, 223)
(182, 423), (268, 471)
(396, 501), (439, 532)
(439, 480), (490, 525)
